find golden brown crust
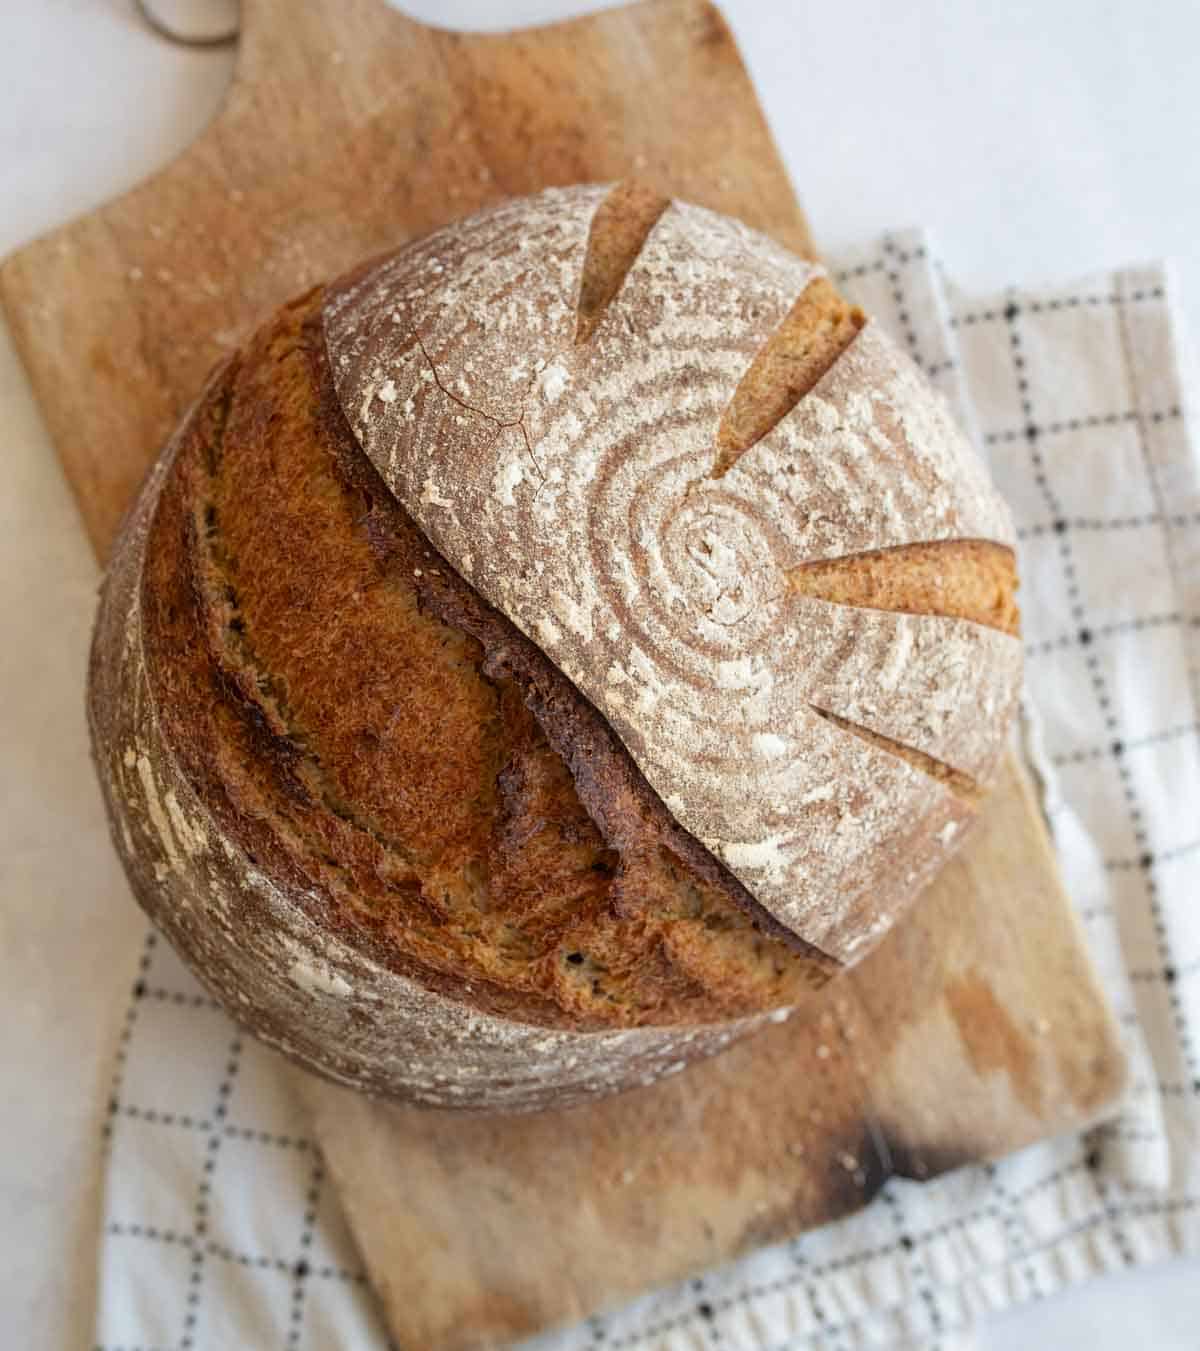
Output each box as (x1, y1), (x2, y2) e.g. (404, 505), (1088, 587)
(788, 538), (1020, 636)
(140, 287), (835, 1036)
(89, 185), (1023, 1108)
(714, 275), (865, 476)
(574, 181), (671, 344)
(87, 384), (783, 1109)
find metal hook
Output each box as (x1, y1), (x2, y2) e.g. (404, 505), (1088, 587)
(133, 0), (240, 49)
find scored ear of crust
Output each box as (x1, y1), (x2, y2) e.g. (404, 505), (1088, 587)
(324, 184), (1022, 962)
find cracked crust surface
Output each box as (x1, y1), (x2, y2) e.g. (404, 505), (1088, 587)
(88, 185), (1022, 1108)
(326, 185), (1023, 960)
(86, 288), (832, 1110)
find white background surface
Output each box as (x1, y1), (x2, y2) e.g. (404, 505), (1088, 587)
(2, 1), (1198, 1346)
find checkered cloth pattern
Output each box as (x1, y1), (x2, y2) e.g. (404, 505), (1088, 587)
(94, 232), (1200, 1351)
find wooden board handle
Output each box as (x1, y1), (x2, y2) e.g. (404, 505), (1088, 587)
(1, 0), (811, 561)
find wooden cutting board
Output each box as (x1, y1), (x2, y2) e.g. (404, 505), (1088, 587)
(0, 1), (1125, 1347)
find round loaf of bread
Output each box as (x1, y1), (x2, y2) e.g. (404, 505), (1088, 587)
(87, 184), (1021, 1110)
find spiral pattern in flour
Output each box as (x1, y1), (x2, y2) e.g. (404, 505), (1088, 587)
(323, 185), (1023, 961)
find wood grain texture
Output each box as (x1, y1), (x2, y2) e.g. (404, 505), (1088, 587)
(0, 0), (1124, 1346)
(298, 762), (1123, 1350)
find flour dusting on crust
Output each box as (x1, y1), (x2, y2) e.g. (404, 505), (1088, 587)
(324, 186), (1022, 957)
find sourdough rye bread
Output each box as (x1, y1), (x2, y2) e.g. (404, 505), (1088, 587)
(87, 184), (1022, 1111)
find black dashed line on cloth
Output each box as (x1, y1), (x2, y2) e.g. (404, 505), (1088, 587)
(1034, 293), (1139, 312)
(1017, 1191), (1200, 1267)
(902, 1200), (999, 1248)
(986, 406), (1181, 444)
(794, 1259), (843, 1345)
(1020, 509), (1200, 539)
(924, 356), (959, 378)
(113, 1105), (212, 1132)
(1125, 1074), (1200, 1097)
(985, 1160), (1046, 1301)
(286, 1154), (327, 1350)
(1109, 1194), (1200, 1222)
(1156, 1080), (1200, 1097)
(205, 1242), (292, 1276)
(952, 308), (1000, 327)
(134, 985), (223, 1012)
(314, 1264), (369, 1286)
(790, 1234), (899, 1272)
(878, 1184), (944, 1338)
(1027, 289), (1167, 309)
(179, 1034), (243, 1351)
(1129, 959), (1200, 984)
(1075, 902), (1113, 924)
(881, 235), (925, 368)
(1025, 611), (1184, 657)
(866, 240), (958, 382)
(105, 1229), (373, 1339)
(202, 1240), (366, 1285)
(101, 930), (157, 1149)
(788, 1224), (846, 1350)
(831, 258), (888, 283)
(222, 1124), (312, 1150)
(954, 287), (1165, 326)
(1106, 838), (1200, 872)
(993, 299), (1091, 1303)
(105, 1222), (195, 1248)
(1051, 722), (1200, 767)
(1103, 854), (1152, 873)
(688, 1275), (724, 1349)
